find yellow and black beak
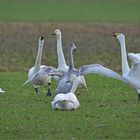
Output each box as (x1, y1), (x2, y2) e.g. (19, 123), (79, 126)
(112, 32), (117, 37)
(51, 33), (56, 35)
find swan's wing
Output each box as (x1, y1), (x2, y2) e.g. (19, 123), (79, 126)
(78, 64), (122, 80)
(22, 66), (57, 86)
(22, 72), (38, 86)
(129, 62), (140, 79)
(135, 53), (140, 59)
(128, 53), (140, 63)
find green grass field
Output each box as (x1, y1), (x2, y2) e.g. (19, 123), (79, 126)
(0, 0), (140, 22)
(0, 0), (140, 139)
(0, 72), (140, 139)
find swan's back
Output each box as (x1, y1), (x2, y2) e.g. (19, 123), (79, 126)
(51, 93), (80, 110)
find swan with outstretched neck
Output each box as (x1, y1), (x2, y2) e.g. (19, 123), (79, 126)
(23, 36), (56, 96)
(55, 42), (77, 94)
(51, 29), (68, 72)
(51, 29), (87, 89)
(113, 33), (140, 100)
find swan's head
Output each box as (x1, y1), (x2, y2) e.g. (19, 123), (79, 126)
(51, 29), (61, 38)
(38, 36), (44, 47)
(128, 53), (140, 63)
(69, 42), (77, 52)
(112, 32), (125, 42)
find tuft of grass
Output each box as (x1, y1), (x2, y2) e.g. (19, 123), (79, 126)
(0, 0), (140, 23)
(0, 72), (140, 139)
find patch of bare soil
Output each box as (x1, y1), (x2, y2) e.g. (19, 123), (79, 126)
(0, 22), (140, 71)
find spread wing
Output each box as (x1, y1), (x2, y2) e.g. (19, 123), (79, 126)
(129, 62), (140, 80)
(22, 66), (57, 86)
(78, 64), (122, 81)
(135, 53), (140, 59)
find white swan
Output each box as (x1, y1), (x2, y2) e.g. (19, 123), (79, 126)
(112, 33), (140, 100)
(51, 29), (68, 72)
(51, 29), (87, 89)
(23, 36), (56, 96)
(51, 74), (80, 111)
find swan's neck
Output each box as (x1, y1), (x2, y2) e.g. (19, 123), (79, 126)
(68, 46), (74, 70)
(120, 39), (130, 75)
(57, 36), (67, 69)
(70, 77), (78, 94)
(34, 44), (43, 71)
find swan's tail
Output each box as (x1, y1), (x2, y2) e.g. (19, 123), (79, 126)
(22, 79), (31, 86)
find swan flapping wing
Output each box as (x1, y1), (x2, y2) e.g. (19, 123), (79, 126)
(135, 53), (140, 59)
(22, 72), (37, 86)
(128, 53), (140, 64)
(78, 64), (122, 80)
(22, 66), (57, 86)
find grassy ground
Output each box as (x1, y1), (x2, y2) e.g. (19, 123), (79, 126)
(0, 0), (140, 22)
(0, 72), (140, 139)
(0, 0), (140, 139)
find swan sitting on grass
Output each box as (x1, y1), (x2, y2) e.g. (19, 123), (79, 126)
(51, 43), (80, 110)
(112, 33), (140, 100)
(51, 74), (80, 111)
(23, 36), (56, 96)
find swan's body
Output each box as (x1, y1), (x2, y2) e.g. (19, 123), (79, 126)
(52, 29), (87, 90)
(113, 33), (140, 100)
(51, 74), (80, 111)
(27, 65), (50, 87)
(23, 36), (55, 96)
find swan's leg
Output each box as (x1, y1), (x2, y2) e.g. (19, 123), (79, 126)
(138, 94), (140, 101)
(46, 82), (51, 96)
(137, 89), (140, 101)
(34, 87), (40, 97)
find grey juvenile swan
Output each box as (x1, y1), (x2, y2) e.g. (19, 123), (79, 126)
(23, 36), (56, 96)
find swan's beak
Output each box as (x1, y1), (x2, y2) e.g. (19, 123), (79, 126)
(66, 80), (70, 83)
(51, 33), (56, 35)
(112, 33), (117, 37)
(40, 36), (44, 40)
